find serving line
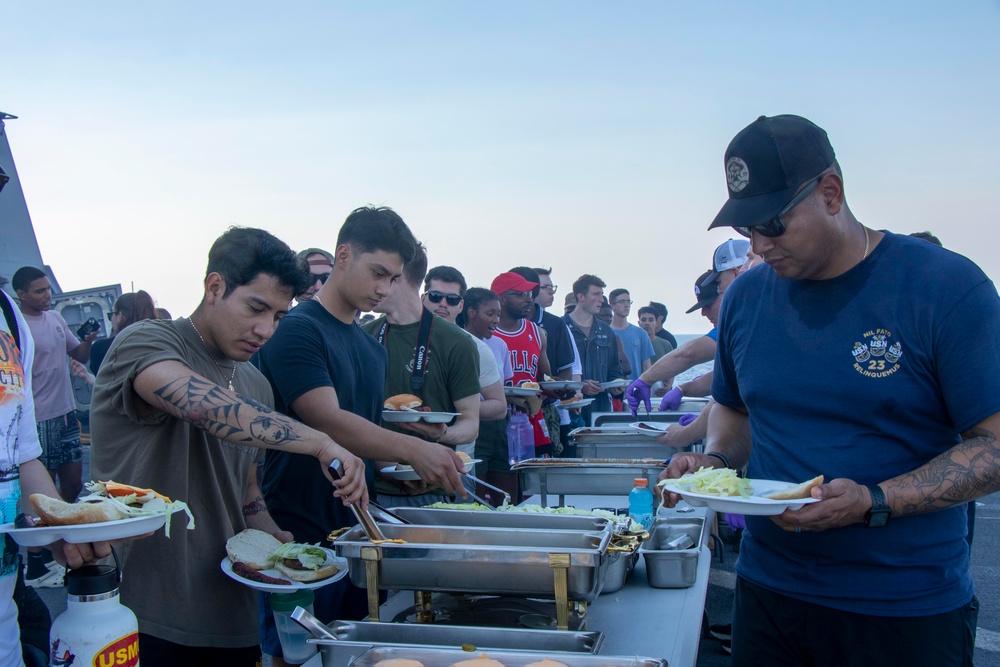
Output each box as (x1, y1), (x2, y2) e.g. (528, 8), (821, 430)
(312, 496), (714, 667)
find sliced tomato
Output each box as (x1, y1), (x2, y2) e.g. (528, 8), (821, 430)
(101, 480), (172, 503)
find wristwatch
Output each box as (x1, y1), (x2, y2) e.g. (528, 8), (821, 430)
(864, 484), (891, 528)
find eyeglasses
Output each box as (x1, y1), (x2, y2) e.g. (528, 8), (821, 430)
(614, 299), (633, 306)
(735, 176), (822, 239)
(426, 290), (463, 306)
(504, 290), (534, 300)
(313, 272), (331, 284)
(541, 284), (558, 294)
(107, 311), (120, 321)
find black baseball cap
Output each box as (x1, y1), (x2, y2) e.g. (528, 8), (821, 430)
(708, 115), (836, 231)
(686, 270), (720, 314)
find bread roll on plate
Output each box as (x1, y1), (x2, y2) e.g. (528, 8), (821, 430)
(763, 475), (824, 500)
(29, 495), (125, 526)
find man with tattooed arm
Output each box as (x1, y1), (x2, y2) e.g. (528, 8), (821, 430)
(90, 227), (368, 667)
(660, 115), (1000, 666)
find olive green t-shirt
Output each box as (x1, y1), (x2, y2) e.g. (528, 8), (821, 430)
(90, 318), (273, 648)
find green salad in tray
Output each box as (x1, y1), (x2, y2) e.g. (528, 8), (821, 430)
(660, 466), (754, 498)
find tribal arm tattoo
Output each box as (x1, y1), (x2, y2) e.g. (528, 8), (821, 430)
(151, 375), (304, 448)
(883, 421), (1000, 517)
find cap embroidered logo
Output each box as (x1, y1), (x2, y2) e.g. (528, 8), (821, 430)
(726, 157), (750, 193)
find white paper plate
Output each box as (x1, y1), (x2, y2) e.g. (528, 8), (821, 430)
(503, 386), (542, 398)
(598, 379), (630, 390)
(221, 551), (348, 593)
(659, 479), (822, 516)
(382, 411), (460, 424)
(0, 511), (179, 547)
(381, 459), (481, 481)
(555, 398), (595, 409)
(628, 422), (669, 436)
(538, 381), (586, 391)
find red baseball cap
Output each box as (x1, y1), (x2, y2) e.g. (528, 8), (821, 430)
(491, 272), (539, 295)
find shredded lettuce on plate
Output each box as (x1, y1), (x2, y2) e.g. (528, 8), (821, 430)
(270, 542), (329, 570)
(83, 481), (195, 538)
(659, 466), (754, 498)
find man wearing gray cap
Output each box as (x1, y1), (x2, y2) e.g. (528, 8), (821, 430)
(661, 114), (1000, 665)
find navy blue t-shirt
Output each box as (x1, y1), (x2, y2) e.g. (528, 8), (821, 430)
(713, 232), (1000, 616)
(254, 299), (386, 545)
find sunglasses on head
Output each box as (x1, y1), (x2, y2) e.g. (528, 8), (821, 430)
(426, 290), (463, 306)
(735, 176), (823, 239)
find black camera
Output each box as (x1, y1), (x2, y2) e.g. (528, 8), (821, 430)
(76, 317), (101, 340)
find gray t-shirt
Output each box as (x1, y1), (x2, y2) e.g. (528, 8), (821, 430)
(90, 317), (273, 647)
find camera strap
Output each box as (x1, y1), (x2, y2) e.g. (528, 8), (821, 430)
(1, 292), (21, 351)
(375, 308), (435, 393)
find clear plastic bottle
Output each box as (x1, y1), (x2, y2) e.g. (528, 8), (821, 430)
(628, 478), (655, 531)
(269, 588), (318, 664)
(507, 412), (535, 465)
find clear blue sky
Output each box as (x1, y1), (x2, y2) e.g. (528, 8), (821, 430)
(3, 2), (999, 331)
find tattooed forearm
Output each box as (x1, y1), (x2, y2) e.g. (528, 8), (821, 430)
(242, 495), (267, 517)
(152, 375), (303, 448)
(886, 427), (1000, 516)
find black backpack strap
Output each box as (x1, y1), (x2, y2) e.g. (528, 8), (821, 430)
(1, 292), (20, 350)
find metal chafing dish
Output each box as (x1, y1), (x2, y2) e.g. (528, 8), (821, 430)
(334, 524), (612, 629)
(569, 428), (674, 460)
(346, 646), (667, 667)
(514, 458), (667, 506)
(639, 517), (706, 589)
(388, 507), (613, 533)
(308, 621), (604, 667)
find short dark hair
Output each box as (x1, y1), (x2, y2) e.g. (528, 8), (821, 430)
(458, 287), (498, 329)
(425, 266), (467, 295)
(115, 290), (157, 328)
(402, 243), (429, 288)
(336, 206), (417, 264)
(572, 274), (606, 300)
(637, 306), (657, 319)
(608, 288), (630, 303)
(910, 231), (943, 247)
(206, 227), (311, 298)
(508, 266), (541, 298)
(533, 267), (552, 277)
(648, 301), (668, 321)
(12, 266), (47, 293)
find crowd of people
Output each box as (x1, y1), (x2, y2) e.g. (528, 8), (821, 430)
(1, 112), (998, 667)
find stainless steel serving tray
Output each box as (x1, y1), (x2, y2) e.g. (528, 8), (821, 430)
(639, 517), (706, 589)
(391, 507), (613, 533)
(334, 524), (611, 601)
(513, 459), (666, 505)
(309, 622), (604, 667)
(569, 428), (674, 460)
(347, 646), (667, 667)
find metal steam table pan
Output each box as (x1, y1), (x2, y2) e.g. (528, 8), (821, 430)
(390, 507), (612, 533)
(334, 524), (612, 601)
(347, 646), (667, 667)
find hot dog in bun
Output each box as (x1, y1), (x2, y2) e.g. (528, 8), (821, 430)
(763, 475), (825, 500)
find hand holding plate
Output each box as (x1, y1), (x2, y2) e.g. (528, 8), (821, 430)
(770, 478), (868, 533)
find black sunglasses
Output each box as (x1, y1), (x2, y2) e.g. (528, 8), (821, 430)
(107, 311), (119, 321)
(314, 272), (331, 284)
(426, 290), (462, 307)
(735, 176), (822, 239)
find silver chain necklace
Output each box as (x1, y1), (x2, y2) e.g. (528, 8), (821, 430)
(189, 319), (237, 391)
(861, 225), (871, 262)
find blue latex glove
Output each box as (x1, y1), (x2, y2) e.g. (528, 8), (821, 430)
(659, 387), (684, 412)
(626, 379), (652, 417)
(678, 413), (697, 427)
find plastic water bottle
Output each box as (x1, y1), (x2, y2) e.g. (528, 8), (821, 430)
(270, 589), (318, 664)
(507, 412), (535, 465)
(628, 478), (655, 531)
(50, 563), (139, 667)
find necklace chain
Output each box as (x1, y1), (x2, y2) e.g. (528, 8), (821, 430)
(189, 319), (237, 391)
(861, 225), (870, 262)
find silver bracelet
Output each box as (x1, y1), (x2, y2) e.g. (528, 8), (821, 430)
(706, 451), (732, 469)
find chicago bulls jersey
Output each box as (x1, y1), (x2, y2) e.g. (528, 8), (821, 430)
(494, 320), (550, 447)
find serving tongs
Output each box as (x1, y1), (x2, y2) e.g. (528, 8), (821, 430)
(328, 460), (386, 542)
(458, 473), (512, 510)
